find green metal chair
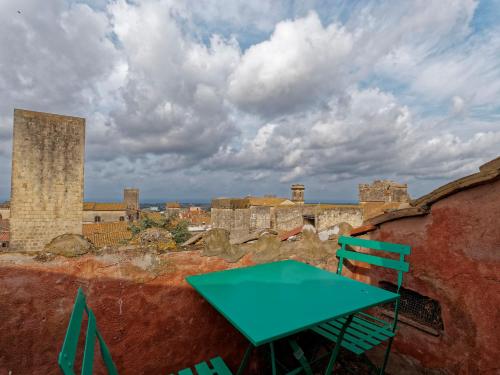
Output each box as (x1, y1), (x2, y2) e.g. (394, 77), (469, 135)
(58, 288), (232, 375)
(311, 236), (411, 374)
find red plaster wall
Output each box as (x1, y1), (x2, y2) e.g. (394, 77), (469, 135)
(368, 179), (500, 374)
(0, 253), (259, 375)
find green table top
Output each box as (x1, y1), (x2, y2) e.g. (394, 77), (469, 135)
(186, 260), (399, 346)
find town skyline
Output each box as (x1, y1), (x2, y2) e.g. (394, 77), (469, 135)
(1, 1), (500, 202)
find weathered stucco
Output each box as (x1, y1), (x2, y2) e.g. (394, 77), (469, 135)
(0, 251), (256, 374)
(0, 243), (344, 375)
(364, 178), (500, 374)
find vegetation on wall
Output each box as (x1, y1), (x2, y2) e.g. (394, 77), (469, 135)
(129, 214), (191, 244)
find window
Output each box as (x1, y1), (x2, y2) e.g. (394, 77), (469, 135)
(1, 242), (7, 248)
(119, 216), (125, 221)
(94, 216), (101, 222)
(379, 281), (444, 335)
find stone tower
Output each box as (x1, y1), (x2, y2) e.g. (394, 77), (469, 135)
(123, 188), (140, 211)
(10, 109), (85, 252)
(358, 180), (410, 220)
(291, 184), (305, 204)
(358, 180), (409, 203)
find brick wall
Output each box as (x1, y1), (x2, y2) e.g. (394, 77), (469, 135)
(9, 109), (85, 252)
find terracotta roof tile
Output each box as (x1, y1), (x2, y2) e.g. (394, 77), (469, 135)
(82, 222), (131, 247)
(86, 231), (132, 247)
(279, 226), (303, 241)
(83, 202), (128, 211)
(82, 222), (129, 236)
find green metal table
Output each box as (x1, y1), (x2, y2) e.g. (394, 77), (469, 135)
(186, 260), (399, 374)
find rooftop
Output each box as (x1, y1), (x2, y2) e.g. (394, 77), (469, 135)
(83, 202), (128, 211)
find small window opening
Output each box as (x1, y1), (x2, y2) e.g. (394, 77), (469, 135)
(303, 215), (315, 227)
(119, 216), (125, 221)
(94, 216), (101, 223)
(379, 281), (444, 335)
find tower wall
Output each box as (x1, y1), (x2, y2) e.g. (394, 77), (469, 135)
(9, 109), (85, 252)
(124, 188), (140, 211)
(291, 184), (305, 204)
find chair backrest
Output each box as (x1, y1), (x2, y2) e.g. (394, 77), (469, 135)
(336, 236), (411, 291)
(58, 288), (118, 375)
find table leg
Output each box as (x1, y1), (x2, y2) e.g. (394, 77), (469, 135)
(289, 340), (313, 375)
(269, 342), (276, 375)
(237, 343), (253, 375)
(325, 314), (354, 375)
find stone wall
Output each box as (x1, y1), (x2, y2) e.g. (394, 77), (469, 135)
(231, 209), (251, 237)
(210, 208), (232, 230)
(211, 208), (251, 238)
(82, 210), (128, 223)
(249, 206), (271, 231)
(274, 206), (303, 231)
(315, 206), (363, 232)
(0, 207), (9, 220)
(359, 180), (409, 203)
(123, 188), (140, 211)
(363, 178), (500, 374)
(10, 109), (85, 252)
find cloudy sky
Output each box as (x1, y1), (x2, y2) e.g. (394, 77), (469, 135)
(1, 0), (499, 203)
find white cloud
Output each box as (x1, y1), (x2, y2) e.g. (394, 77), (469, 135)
(228, 12), (353, 117)
(0, 0), (499, 202)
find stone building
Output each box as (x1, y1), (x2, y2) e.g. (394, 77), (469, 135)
(211, 185), (365, 237)
(83, 188), (140, 223)
(124, 188), (140, 212)
(9, 109), (85, 252)
(291, 184), (305, 204)
(0, 202), (9, 220)
(0, 219), (9, 248)
(211, 196), (297, 238)
(359, 180), (410, 219)
(83, 202), (128, 223)
(211, 181), (410, 237)
(165, 202), (181, 218)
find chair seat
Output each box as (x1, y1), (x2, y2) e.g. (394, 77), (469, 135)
(311, 313), (395, 355)
(176, 356), (232, 375)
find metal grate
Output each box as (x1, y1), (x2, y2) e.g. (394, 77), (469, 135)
(379, 281), (444, 331)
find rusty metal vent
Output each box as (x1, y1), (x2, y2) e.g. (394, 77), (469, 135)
(379, 281), (444, 332)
